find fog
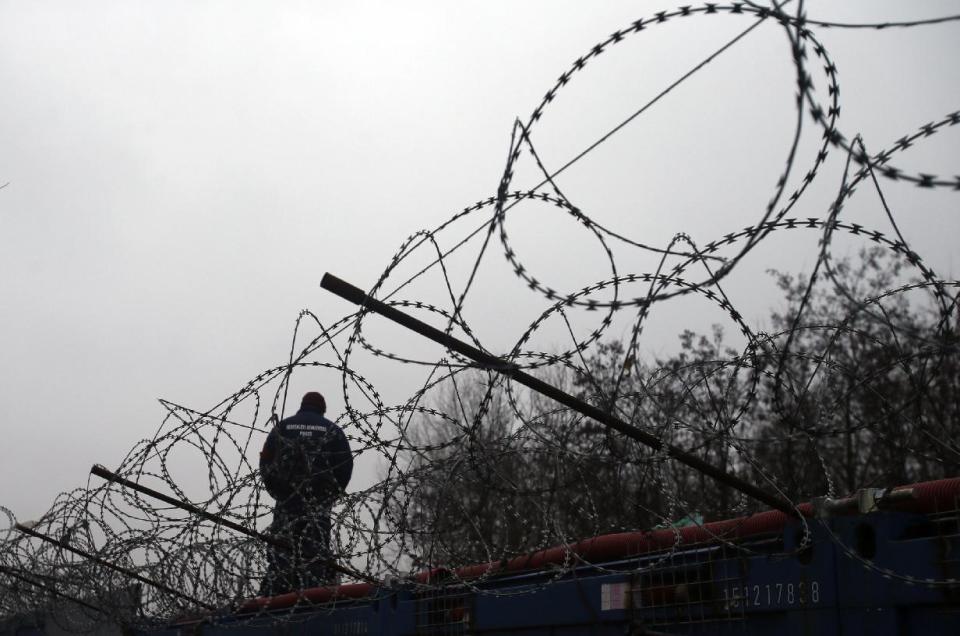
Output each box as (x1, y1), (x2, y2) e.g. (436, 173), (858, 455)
(1, 1), (957, 521)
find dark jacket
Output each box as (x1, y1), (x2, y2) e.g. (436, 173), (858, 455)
(259, 406), (353, 510)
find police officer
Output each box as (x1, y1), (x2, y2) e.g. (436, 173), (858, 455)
(259, 391), (352, 595)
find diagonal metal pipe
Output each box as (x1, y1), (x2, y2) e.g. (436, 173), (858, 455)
(320, 272), (798, 518)
(15, 523), (217, 611)
(90, 464), (378, 585)
(0, 563), (106, 615)
(91, 465), (288, 549)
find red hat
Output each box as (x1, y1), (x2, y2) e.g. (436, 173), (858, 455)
(301, 391), (326, 413)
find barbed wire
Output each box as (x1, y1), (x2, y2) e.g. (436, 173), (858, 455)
(2, 2), (959, 631)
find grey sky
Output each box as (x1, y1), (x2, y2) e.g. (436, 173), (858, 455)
(1, 1), (957, 521)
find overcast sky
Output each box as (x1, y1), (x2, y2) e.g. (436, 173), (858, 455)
(1, 1), (958, 522)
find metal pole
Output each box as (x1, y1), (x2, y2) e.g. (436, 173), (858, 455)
(0, 564), (105, 615)
(15, 523), (216, 610)
(91, 465), (287, 549)
(320, 272), (799, 518)
(90, 465), (378, 585)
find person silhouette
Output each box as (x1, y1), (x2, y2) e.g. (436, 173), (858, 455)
(258, 392), (352, 595)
